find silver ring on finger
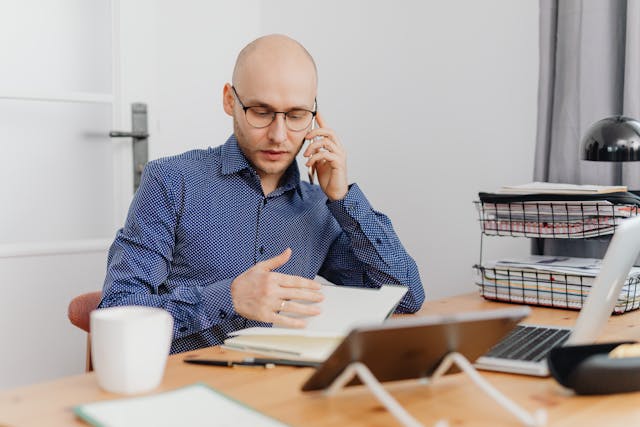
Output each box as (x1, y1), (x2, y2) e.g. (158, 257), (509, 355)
(277, 299), (286, 314)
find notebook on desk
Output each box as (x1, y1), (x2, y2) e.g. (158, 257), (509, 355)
(475, 215), (640, 377)
(223, 284), (407, 362)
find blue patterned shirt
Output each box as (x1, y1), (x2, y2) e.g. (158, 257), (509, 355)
(100, 135), (424, 353)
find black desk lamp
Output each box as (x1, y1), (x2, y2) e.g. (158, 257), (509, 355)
(580, 115), (640, 186)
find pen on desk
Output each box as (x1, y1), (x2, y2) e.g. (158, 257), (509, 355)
(243, 358), (321, 368)
(183, 359), (275, 368)
(183, 358), (320, 368)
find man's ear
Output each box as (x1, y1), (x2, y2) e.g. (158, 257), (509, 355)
(222, 83), (234, 116)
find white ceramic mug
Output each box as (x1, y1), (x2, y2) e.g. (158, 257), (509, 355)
(90, 306), (174, 395)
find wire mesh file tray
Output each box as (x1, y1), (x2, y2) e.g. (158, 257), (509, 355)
(473, 261), (640, 314)
(474, 199), (640, 238)
(473, 190), (640, 312)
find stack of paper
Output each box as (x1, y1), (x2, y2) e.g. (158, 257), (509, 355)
(476, 200), (633, 238)
(475, 255), (640, 313)
(497, 182), (627, 195)
(476, 182), (640, 238)
(223, 284), (408, 362)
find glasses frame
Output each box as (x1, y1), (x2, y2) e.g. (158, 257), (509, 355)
(231, 86), (317, 131)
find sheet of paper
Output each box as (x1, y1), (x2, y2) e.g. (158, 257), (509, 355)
(497, 182), (627, 195)
(483, 255), (640, 277)
(74, 383), (289, 427)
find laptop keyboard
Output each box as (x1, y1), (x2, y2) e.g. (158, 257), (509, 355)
(484, 325), (571, 362)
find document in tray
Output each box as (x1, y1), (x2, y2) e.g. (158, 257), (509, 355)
(486, 255), (606, 276)
(497, 182), (627, 195)
(223, 284), (408, 362)
(476, 200), (636, 238)
(476, 256), (640, 313)
(73, 383), (288, 427)
(478, 200), (634, 220)
(479, 217), (622, 238)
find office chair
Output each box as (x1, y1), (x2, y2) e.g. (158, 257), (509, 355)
(67, 291), (102, 371)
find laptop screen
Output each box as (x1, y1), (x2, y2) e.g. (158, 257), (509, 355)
(568, 215), (640, 344)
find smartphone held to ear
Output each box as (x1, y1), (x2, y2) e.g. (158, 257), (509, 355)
(307, 162), (316, 185)
(306, 119), (317, 185)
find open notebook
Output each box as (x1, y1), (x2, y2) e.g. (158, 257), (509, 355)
(223, 284), (408, 362)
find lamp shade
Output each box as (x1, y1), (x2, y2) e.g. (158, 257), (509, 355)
(580, 116), (640, 162)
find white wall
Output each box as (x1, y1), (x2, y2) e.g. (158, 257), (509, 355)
(147, 1), (539, 300)
(118, 0), (263, 160)
(258, 0), (538, 299)
(116, 0), (263, 219)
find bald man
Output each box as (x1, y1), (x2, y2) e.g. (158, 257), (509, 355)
(100, 34), (424, 354)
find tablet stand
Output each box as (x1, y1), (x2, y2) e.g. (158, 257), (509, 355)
(324, 352), (547, 427)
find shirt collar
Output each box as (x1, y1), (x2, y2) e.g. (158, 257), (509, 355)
(220, 134), (303, 197)
(221, 134), (252, 175)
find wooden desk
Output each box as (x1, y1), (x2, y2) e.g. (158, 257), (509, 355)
(2, 293), (640, 427)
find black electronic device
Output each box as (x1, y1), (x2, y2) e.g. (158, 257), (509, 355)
(301, 307), (529, 391)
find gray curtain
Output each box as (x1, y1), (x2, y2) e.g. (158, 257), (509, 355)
(533, 0), (640, 258)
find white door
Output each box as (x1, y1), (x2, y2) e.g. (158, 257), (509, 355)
(0, 0), (263, 389)
(0, 0), (133, 388)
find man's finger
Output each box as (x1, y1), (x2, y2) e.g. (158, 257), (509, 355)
(306, 151), (341, 171)
(304, 137), (339, 157)
(258, 248), (292, 271)
(279, 288), (325, 303)
(315, 111), (327, 128)
(272, 312), (307, 328)
(280, 300), (322, 316)
(273, 273), (322, 290)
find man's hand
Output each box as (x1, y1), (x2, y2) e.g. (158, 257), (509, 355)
(304, 112), (348, 201)
(230, 248), (324, 327)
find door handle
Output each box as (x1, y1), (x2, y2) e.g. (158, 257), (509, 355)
(110, 103), (149, 192)
(109, 131), (149, 139)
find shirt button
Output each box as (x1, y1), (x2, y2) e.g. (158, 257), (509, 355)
(179, 326), (188, 332)
(375, 238), (382, 245)
(219, 310), (227, 319)
(259, 246), (265, 254)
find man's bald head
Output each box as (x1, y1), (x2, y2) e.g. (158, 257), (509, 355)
(232, 34), (317, 89)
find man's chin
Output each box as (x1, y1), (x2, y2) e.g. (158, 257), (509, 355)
(255, 160), (291, 177)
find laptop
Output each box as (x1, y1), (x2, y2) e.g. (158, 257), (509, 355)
(475, 215), (640, 377)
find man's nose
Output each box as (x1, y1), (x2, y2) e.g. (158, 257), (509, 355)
(267, 113), (287, 143)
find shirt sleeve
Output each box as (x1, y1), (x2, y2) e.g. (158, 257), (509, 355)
(318, 183), (425, 313)
(99, 161), (241, 341)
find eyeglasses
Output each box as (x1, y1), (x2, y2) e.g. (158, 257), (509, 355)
(232, 86), (317, 131)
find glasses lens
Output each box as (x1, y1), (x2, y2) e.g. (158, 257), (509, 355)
(285, 110), (313, 131)
(245, 107), (274, 128)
